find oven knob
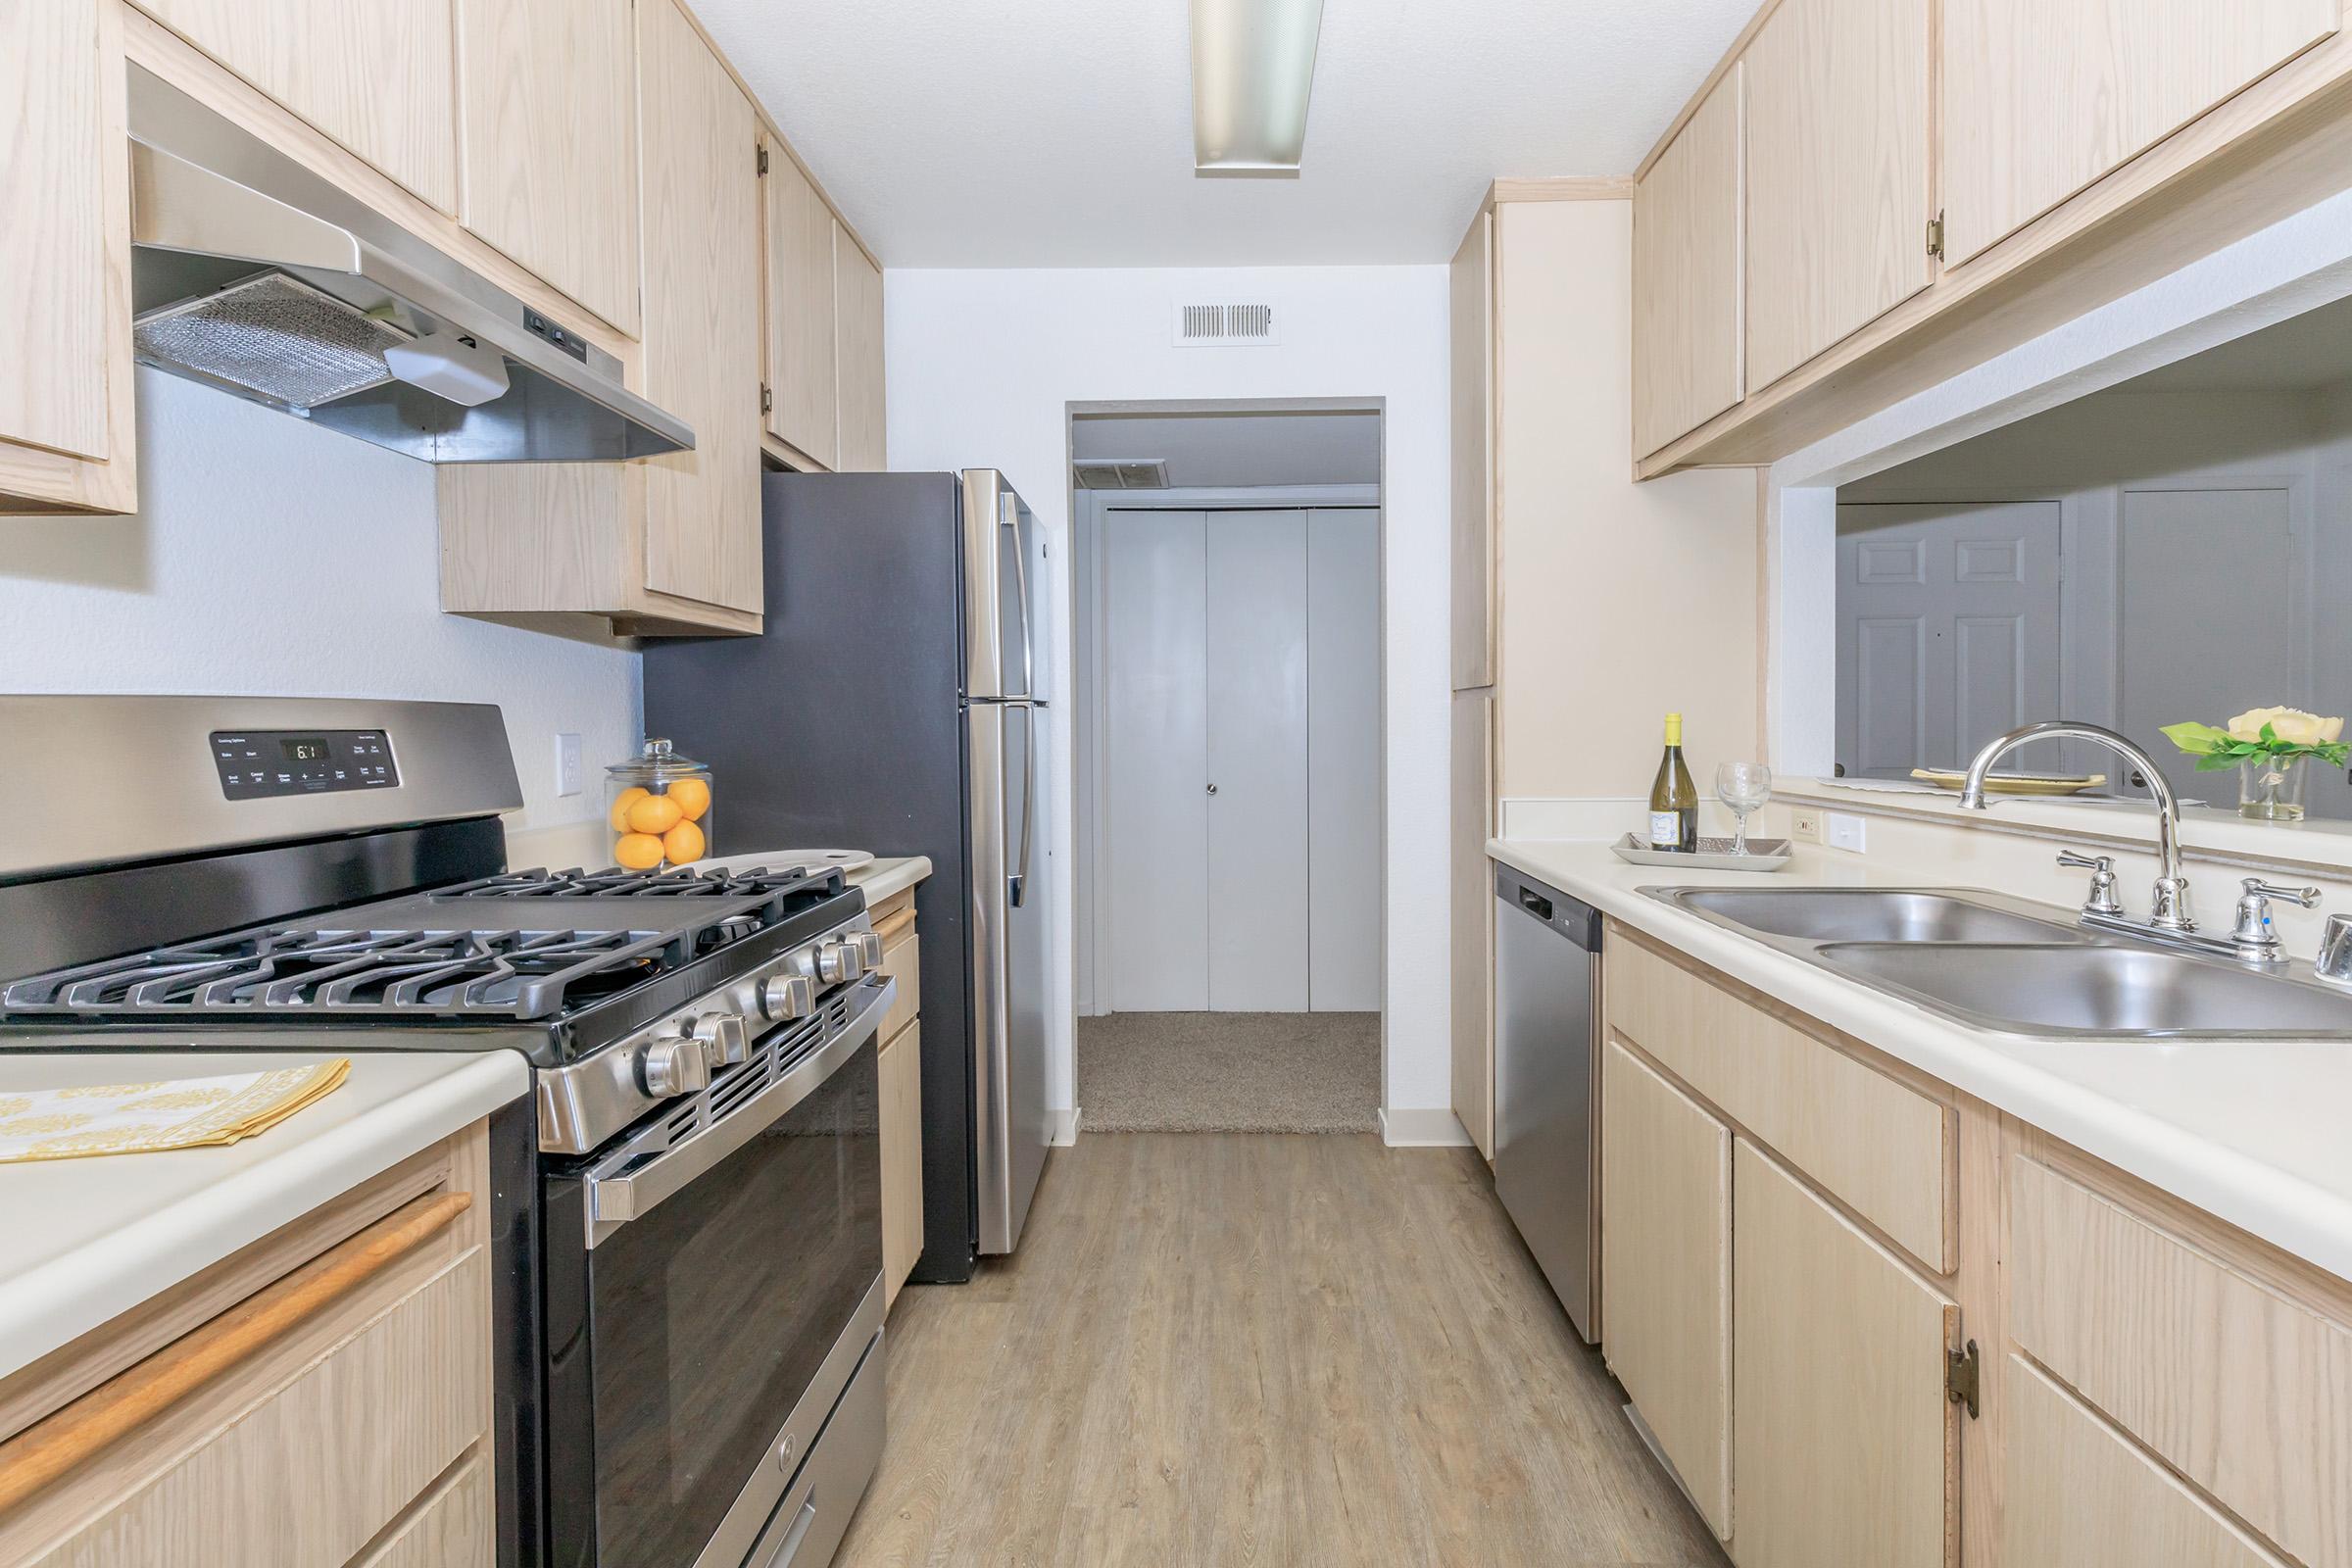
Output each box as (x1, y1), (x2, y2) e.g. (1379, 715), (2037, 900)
(816, 938), (863, 985)
(760, 972), (816, 1021)
(637, 1032), (711, 1098)
(692, 1010), (749, 1066)
(853, 930), (884, 968)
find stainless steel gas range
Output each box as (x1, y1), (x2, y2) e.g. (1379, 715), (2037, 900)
(0, 696), (891, 1568)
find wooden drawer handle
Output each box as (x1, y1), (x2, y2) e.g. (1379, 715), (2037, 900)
(0, 1189), (470, 1515)
(874, 907), (915, 947)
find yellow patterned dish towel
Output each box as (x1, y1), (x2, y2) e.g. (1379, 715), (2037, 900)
(0, 1059), (352, 1164)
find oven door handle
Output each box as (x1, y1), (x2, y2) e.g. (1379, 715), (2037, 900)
(586, 975), (894, 1243)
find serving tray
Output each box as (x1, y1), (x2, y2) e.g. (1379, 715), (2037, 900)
(1610, 833), (1793, 872)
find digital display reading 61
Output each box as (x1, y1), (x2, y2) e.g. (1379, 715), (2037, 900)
(280, 738), (330, 761)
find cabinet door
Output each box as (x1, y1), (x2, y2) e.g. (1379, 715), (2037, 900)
(2004, 1353), (2290, 1568)
(880, 1021), (924, 1307)
(1448, 211), (1494, 689)
(1941, 0), (2337, 267)
(1732, 1139), (1955, 1568)
(1633, 65), (1742, 457)
(637, 0), (763, 614)
(1599, 1039), (1732, 1536)
(134, 0), (457, 213)
(455, 0), (641, 336)
(834, 227), (888, 472)
(1450, 691), (1494, 1156)
(1743, 0), (1932, 390)
(762, 144), (839, 467)
(0, 0), (136, 515)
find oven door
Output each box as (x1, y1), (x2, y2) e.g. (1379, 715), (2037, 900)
(543, 974), (890, 1568)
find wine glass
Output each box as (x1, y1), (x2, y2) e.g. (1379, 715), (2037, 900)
(1716, 761), (1773, 856)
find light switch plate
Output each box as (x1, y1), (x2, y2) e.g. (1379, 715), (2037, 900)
(1826, 811), (1867, 854)
(1788, 808), (1823, 844)
(556, 733), (583, 797)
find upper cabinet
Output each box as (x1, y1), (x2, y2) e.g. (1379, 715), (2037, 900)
(762, 142), (840, 468)
(1939, 0), (2339, 266)
(133, 0), (460, 213)
(454, 0), (643, 337)
(0, 0), (136, 516)
(1742, 0), (1933, 390)
(1632, 66), (1743, 460)
(1448, 210), (1494, 689)
(834, 227), (888, 472)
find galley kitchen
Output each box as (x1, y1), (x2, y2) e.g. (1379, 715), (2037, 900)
(6, 1), (2352, 1566)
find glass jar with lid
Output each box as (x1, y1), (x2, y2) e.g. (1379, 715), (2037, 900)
(605, 738), (714, 869)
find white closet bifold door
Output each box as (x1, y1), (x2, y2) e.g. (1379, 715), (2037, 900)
(1206, 511), (1311, 1010)
(1104, 510), (1210, 1010)
(1307, 509), (1381, 1010)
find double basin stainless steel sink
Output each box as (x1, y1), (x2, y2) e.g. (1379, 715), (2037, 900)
(1643, 885), (2352, 1039)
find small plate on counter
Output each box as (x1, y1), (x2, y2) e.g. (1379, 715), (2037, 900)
(1909, 767), (2107, 796)
(1610, 834), (1792, 872)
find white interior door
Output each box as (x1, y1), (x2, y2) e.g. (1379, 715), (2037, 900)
(1307, 510), (1382, 1011)
(1835, 502), (2063, 778)
(1103, 511), (1208, 1009)
(2118, 486), (2296, 801)
(1205, 512), (1310, 1011)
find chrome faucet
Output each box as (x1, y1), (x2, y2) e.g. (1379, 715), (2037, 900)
(1958, 720), (2194, 931)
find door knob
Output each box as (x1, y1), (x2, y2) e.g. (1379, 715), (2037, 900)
(1206, 782), (1218, 795)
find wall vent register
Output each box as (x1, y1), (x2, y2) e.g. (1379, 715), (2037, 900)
(211, 729), (398, 799)
(1172, 299), (1281, 345)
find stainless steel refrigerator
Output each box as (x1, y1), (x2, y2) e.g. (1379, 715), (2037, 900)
(643, 469), (1052, 1281)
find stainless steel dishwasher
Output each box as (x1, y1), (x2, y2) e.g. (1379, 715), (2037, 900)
(1494, 862), (1603, 1342)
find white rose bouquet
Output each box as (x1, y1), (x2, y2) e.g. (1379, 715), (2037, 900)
(2161, 707), (2349, 770)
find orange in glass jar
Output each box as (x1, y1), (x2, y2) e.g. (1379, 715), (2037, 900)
(613, 832), (664, 870)
(624, 794), (685, 835)
(662, 819), (706, 864)
(665, 776), (711, 822)
(608, 786), (650, 832)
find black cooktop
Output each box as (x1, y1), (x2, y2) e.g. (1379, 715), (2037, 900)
(0, 864), (862, 1066)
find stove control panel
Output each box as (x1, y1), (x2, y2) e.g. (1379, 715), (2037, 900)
(211, 729), (399, 800)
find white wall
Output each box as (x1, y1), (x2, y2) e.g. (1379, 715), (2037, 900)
(885, 265), (1453, 1122)
(0, 369), (640, 840)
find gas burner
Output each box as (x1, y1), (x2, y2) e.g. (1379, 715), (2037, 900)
(447, 864), (819, 900)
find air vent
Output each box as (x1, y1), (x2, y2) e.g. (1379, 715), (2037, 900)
(1072, 459), (1171, 490)
(1172, 298), (1280, 347)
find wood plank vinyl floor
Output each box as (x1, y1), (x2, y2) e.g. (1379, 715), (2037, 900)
(836, 1134), (1730, 1567)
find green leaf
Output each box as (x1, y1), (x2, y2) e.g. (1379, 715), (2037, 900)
(2159, 720), (2232, 756)
(2192, 754), (2242, 771)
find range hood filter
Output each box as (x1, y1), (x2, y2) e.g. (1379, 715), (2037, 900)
(134, 271), (414, 411)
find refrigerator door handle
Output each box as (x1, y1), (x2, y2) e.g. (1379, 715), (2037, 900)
(1010, 705), (1035, 907)
(1004, 493), (1038, 702)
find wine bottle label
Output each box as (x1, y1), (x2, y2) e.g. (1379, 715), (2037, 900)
(1648, 810), (1680, 848)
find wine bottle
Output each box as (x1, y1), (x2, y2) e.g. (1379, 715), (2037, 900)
(1647, 712), (1698, 852)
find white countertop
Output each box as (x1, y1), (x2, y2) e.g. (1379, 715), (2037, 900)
(0, 1050), (529, 1381)
(850, 855), (933, 906)
(1492, 838), (2352, 1283)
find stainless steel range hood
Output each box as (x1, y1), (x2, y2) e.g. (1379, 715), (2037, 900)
(125, 65), (692, 464)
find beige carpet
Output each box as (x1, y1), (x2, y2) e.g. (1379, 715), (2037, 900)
(1076, 1011), (1380, 1133)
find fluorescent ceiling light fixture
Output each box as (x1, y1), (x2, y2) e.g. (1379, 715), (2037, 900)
(1191, 0), (1325, 176)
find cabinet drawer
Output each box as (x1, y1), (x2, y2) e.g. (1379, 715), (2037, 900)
(351, 1449), (492, 1568)
(881, 1020), (925, 1305)
(2009, 1155), (2352, 1568)
(24, 1252), (488, 1568)
(1604, 934), (1952, 1271)
(2003, 1352), (2288, 1568)
(878, 930), (919, 1047)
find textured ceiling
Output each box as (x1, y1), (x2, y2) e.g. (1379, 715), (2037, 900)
(690, 0), (1758, 268)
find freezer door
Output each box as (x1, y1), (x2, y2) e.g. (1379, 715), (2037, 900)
(968, 698), (1051, 1253)
(961, 470), (1040, 702)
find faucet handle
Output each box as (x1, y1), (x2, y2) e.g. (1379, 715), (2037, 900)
(2233, 880), (2322, 964)
(2242, 877), (2321, 909)
(2318, 913), (2352, 984)
(2057, 850), (2123, 916)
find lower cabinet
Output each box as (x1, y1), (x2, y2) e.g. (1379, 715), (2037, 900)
(1731, 1140), (1955, 1568)
(1598, 1037), (1733, 1537)
(881, 1021), (924, 1307)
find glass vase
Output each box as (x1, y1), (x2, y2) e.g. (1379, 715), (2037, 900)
(2238, 755), (2309, 821)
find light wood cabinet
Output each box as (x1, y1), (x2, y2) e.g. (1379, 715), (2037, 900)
(1940, 0), (2338, 267)
(1633, 65), (1743, 459)
(1449, 692), (1494, 1157)
(1599, 1038), (1734, 1537)
(132, 0), (459, 214)
(0, 0), (136, 517)
(1731, 1138), (1956, 1568)
(762, 141), (841, 468)
(834, 228), (888, 472)
(1447, 211), (1494, 690)
(1742, 0), (1934, 390)
(454, 0), (643, 336)
(874, 899), (924, 1307)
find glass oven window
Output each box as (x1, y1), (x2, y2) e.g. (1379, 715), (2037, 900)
(587, 1035), (880, 1564)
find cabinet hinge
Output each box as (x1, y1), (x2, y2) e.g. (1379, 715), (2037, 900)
(1927, 210), (1946, 262)
(1945, 1339), (1981, 1419)
(757, 145), (770, 176)
(760, 382), (773, 415)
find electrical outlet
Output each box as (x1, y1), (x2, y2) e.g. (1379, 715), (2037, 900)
(1826, 811), (1867, 854)
(556, 733), (583, 798)
(1789, 808), (1823, 844)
